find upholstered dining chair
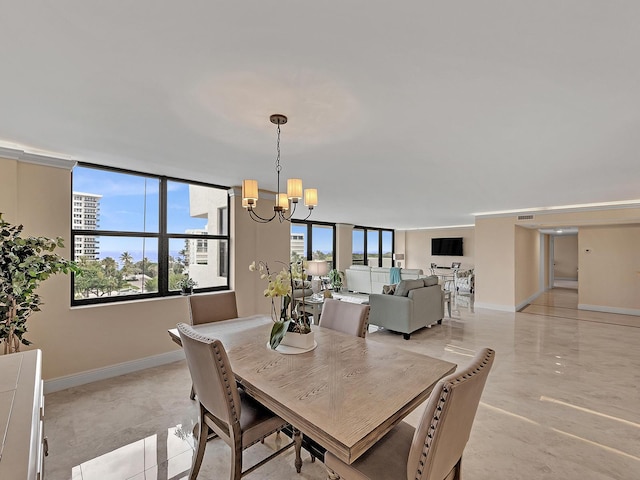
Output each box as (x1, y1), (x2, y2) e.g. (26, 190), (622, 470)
(187, 291), (239, 399)
(177, 323), (300, 480)
(324, 348), (495, 480)
(188, 291), (238, 325)
(319, 299), (370, 338)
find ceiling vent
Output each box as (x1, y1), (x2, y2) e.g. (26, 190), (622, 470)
(517, 215), (534, 220)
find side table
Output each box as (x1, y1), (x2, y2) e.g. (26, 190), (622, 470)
(296, 297), (324, 323)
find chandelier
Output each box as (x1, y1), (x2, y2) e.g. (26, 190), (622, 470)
(242, 114), (317, 223)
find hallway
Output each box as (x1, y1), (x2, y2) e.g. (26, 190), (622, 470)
(522, 288), (640, 329)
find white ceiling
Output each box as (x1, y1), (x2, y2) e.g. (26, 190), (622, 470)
(2, 1), (640, 229)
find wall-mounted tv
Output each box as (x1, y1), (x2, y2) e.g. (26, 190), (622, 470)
(432, 237), (463, 256)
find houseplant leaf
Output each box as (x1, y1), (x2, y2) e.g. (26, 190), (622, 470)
(269, 320), (290, 350)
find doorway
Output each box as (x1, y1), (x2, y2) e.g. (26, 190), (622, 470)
(550, 232), (578, 290)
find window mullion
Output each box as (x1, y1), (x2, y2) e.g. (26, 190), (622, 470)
(158, 177), (169, 294)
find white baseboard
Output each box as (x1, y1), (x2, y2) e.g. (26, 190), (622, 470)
(516, 290), (543, 312)
(44, 349), (185, 394)
(474, 290), (543, 313)
(473, 302), (516, 312)
(578, 304), (640, 317)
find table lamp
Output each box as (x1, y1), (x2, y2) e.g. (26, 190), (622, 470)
(307, 260), (329, 293)
(393, 253), (405, 268)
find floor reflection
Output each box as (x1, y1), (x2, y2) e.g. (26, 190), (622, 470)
(73, 425), (193, 480)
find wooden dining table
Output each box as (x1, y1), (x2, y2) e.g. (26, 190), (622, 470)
(168, 315), (456, 465)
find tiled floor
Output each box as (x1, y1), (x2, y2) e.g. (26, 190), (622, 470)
(45, 290), (640, 479)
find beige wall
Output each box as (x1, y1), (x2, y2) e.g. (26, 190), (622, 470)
(474, 217), (515, 308)
(476, 208), (640, 310)
(514, 226), (541, 308)
(553, 235), (578, 280)
(395, 230), (406, 264)
(578, 225), (640, 314)
(335, 224), (354, 274)
(230, 192), (290, 318)
(0, 158), (18, 221)
(403, 227), (475, 272)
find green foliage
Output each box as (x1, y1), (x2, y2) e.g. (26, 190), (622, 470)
(74, 254), (183, 299)
(176, 276), (197, 290)
(269, 320), (290, 350)
(0, 213), (78, 353)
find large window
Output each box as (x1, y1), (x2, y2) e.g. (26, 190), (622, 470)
(352, 226), (394, 267)
(71, 164), (230, 305)
(290, 221), (336, 270)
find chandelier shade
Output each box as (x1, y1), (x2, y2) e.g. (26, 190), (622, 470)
(304, 188), (318, 208)
(242, 114), (317, 223)
(287, 178), (303, 201)
(242, 179), (259, 206)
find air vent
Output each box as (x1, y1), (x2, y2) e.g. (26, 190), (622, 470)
(517, 215), (534, 220)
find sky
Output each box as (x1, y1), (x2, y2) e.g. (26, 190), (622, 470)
(73, 166), (211, 261)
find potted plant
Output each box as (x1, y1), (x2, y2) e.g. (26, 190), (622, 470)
(328, 269), (344, 292)
(0, 214), (78, 354)
(250, 260), (312, 350)
(176, 276), (197, 295)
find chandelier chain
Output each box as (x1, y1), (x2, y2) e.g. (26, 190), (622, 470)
(275, 124), (282, 173)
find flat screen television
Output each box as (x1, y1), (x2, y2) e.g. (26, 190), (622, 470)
(432, 237), (463, 256)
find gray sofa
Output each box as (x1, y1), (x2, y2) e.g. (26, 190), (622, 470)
(368, 276), (444, 340)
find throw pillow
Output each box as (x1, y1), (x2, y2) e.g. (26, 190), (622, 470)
(382, 284), (396, 295)
(394, 279), (424, 297)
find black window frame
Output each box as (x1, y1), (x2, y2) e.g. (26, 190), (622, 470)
(353, 225), (395, 268)
(291, 220), (337, 270)
(71, 163), (231, 306)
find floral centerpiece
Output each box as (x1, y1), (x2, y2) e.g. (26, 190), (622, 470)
(250, 260), (311, 349)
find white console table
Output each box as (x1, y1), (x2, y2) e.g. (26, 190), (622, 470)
(0, 349), (46, 480)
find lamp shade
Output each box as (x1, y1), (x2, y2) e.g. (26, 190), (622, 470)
(306, 260), (328, 277)
(287, 178), (303, 201)
(242, 179), (258, 207)
(393, 253), (405, 261)
(304, 188), (318, 207)
(276, 193), (289, 211)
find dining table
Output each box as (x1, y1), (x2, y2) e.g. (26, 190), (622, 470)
(168, 315), (456, 465)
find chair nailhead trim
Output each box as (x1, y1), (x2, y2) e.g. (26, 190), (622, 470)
(412, 349), (495, 480)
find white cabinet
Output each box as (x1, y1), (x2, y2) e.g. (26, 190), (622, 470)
(0, 350), (46, 479)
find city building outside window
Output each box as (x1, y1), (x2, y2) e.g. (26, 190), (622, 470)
(71, 164), (230, 305)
